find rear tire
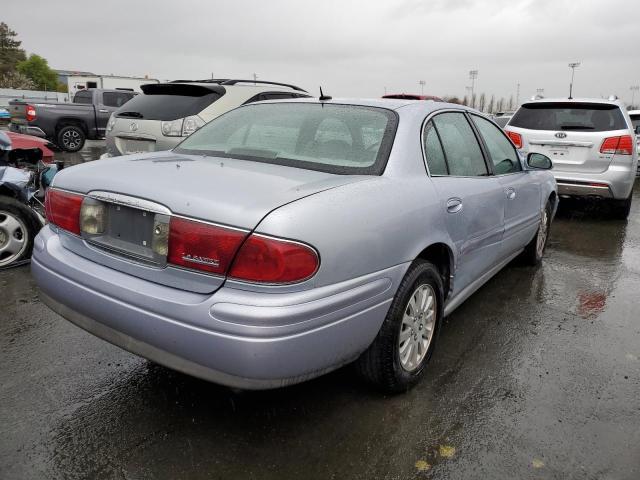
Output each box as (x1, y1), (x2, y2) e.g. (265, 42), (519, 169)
(355, 259), (444, 393)
(610, 192), (632, 220)
(521, 200), (552, 266)
(57, 125), (85, 152)
(0, 196), (39, 267)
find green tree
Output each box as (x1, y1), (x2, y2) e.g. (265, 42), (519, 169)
(0, 70), (35, 89)
(0, 22), (26, 76)
(17, 54), (59, 90)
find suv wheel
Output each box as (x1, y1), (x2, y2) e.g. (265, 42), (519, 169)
(355, 259), (444, 393)
(57, 125), (86, 152)
(611, 192), (632, 220)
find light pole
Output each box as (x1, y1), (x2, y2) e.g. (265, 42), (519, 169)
(631, 85), (639, 108)
(469, 70), (478, 108)
(419, 80), (426, 95)
(568, 62), (580, 99)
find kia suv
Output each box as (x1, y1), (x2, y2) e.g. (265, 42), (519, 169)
(505, 98), (638, 218)
(103, 79), (309, 157)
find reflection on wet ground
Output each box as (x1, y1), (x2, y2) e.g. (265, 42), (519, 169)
(1, 173), (639, 479)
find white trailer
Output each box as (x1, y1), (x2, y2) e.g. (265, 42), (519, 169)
(68, 75), (160, 97)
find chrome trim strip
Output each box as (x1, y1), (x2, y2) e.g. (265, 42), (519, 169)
(88, 191), (171, 215)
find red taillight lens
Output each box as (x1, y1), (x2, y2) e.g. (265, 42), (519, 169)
(45, 189), (83, 235)
(506, 130), (522, 149)
(167, 217), (246, 274)
(229, 234), (319, 284)
(25, 104), (36, 122)
(600, 135), (633, 155)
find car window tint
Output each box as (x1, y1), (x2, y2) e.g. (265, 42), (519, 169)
(311, 117), (354, 159)
(103, 91), (134, 108)
(73, 91), (92, 104)
(510, 102), (627, 132)
(432, 113), (487, 176)
(472, 115), (521, 174)
(423, 121), (448, 175)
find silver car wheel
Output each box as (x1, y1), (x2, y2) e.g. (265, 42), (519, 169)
(0, 210), (28, 266)
(62, 129), (81, 149)
(536, 208), (549, 258)
(399, 284), (436, 372)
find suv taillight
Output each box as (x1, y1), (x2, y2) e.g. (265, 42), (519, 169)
(600, 135), (633, 155)
(229, 234), (319, 284)
(25, 104), (36, 122)
(45, 189), (83, 235)
(506, 130), (522, 149)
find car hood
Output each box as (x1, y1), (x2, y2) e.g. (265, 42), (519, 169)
(52, 150), (369, 228)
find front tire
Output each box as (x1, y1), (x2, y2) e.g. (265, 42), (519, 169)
(57, 125), (86, 152)
(0, 196), (39, 267)
(521, 200), (552, 266)
(355, 260), (444, 393)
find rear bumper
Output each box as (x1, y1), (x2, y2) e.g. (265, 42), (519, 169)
(31, 226), (401, 389)
(553, 165), (635, 200)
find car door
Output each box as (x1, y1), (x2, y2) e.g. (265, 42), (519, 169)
(424, 111), (505, 295)
(470, 114), (541, 257)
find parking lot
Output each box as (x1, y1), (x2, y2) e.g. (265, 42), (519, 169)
(0, 141), (638, 479)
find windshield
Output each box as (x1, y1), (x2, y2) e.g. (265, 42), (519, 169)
(510, 102), (627, 132)
(174, 103), (398, 175)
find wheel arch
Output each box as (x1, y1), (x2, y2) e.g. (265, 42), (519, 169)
(55, 118), (88, 135)
(415, 242), (455, 301)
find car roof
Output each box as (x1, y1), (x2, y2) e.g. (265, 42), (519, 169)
(167, 79), (306, 92)
(521, 97), (625, 107)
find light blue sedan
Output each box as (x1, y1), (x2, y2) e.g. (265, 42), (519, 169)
(32, 98), (556, 392)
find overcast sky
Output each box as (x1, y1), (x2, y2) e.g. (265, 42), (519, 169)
(4, 0), (639, 104)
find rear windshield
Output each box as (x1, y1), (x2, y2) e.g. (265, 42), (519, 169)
(630, 114), (640, 129)
(115, 84), (222, 121)
(174, 103), (398, 175)
(510, 102), (627, 132)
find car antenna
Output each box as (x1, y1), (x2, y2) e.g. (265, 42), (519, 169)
(319, 86), (332, 101)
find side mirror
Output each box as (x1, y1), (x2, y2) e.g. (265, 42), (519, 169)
(527, 152), (552, 170)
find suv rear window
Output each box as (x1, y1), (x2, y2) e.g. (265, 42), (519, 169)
(115, 84), (223, 121)
(510, 102), (627, 132)
(175, 103), (398, 175)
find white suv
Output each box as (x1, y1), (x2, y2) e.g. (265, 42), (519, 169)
(103, 79), (309, 158)
(505, 98), (638, 218)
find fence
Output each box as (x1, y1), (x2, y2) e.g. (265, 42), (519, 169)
(0, 89), (71, 108)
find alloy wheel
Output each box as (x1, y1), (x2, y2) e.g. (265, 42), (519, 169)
(399, 284), (437, 372)
(0, 211), (28, 266)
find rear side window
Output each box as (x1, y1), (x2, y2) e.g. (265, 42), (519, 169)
(73, 91), (92, 104)
(423, 121), (448, 175)
(116, 84), (222, 121)
(102, 91), (135, 108)
(510, 102), (627, 132)
(432, 112), (488, 176)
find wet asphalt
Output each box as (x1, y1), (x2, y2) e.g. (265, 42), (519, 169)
(1, 143), (639, 479)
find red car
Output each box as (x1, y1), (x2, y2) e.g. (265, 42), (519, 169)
(4, 131), (55, 163)
(382, 94), (444, 101)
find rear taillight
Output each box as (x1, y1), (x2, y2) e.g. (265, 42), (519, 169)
(506, 130), (522, 149)
(45, 189), (83, 235)
(229, 234), (319, 284)
(25, 104), (36, 122)
(600, 135), (633, 155)
(167, 217), (246, 275)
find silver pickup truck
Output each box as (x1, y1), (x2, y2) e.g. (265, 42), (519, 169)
(9, 89), (136, 152)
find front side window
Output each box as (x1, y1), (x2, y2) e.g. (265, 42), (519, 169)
(472, 115), (521, 174)
(432, 112), (488, 176)
(175, 103), (398, 175)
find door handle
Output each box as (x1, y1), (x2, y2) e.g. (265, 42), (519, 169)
(506, 188), (516, 200)
(446, 197), (463, 213)
(99, 109), (109, 113)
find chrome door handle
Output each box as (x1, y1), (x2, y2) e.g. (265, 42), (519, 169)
(446, 198), (463, 213)
(506, 188), (516, 200)
(99, 109), (109, 113)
